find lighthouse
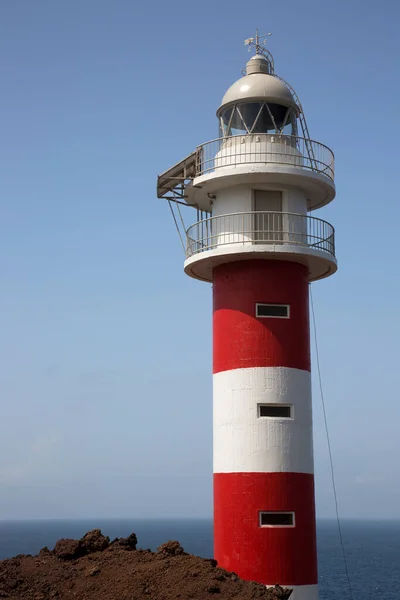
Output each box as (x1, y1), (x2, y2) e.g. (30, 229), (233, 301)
(157, 33), (336, 600)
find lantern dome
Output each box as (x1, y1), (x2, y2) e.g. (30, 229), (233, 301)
(217, 55), (298, 116)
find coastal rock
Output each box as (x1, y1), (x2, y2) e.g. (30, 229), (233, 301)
(53, 539), (85, 560)
(111, 533), (138, 550)
(156, 540), (184, 556)
(80, 529), (110, 554)
(0, 530), (293, 599)
(266, 585), (293, 599)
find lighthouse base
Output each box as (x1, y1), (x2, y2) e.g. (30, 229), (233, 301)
(266, 584), (318, 600)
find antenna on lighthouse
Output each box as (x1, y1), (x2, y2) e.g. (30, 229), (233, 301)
(244, 29), (272, 54)
(244, 29), (275, 73)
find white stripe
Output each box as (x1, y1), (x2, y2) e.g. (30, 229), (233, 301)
(213, 367), (314, 474)
(266, 584), (318, 600)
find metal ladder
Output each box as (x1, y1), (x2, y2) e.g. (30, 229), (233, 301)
(273, 74), (318, 172)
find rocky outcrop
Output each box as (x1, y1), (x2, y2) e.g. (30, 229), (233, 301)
(0, 530), (293, 599)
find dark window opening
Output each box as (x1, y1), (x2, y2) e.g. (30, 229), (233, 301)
(256, 303), (289, 318)
(258, 404), (292, 418)
(260, 512), (294, 527)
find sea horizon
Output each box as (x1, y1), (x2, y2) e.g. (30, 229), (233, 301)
(1, 516), (398, 521)
(1, 518), (399, 598)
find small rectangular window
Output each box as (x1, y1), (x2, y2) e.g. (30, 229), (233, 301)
(258, 404), (292, 418)
(260, 512), (295, 527)
(256, 303), (290, 318)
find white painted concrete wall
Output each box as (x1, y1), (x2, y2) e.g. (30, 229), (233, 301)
(211, 184), (308, 248)
(212, 186), (253, 246)
(215, 135), (304, 169)
(213, 367), (314, 474)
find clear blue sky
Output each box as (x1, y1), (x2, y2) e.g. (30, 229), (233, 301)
(0, 0), (399, 520)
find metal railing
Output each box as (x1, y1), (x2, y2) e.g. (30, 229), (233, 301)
(186, 211), (335, 259)
(195, 134), (334, 181)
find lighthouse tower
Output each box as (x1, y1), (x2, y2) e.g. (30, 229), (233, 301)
(157, 34), (336, 600)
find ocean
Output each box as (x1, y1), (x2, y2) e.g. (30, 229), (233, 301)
(0, 519), (398, 599)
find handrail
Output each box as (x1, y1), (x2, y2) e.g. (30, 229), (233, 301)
(185, 211), (335, 260)
(195, 134), (335, 181)
(196, 134), (334, 155)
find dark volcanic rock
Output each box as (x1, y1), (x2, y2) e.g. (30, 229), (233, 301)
(0, 530), (293, 599)
(156, 540), (184, 556)
(111, 532), (137, 550)
(53, 538), (85, 560)
(80, 529), (110, 553)
(268, 585), (293, 598)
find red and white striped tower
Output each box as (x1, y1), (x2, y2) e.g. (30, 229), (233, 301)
(157, 35), (337, 600)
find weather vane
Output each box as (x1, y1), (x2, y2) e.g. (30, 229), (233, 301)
(244, 29), (272, 55)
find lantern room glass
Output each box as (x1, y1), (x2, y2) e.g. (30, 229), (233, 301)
(220, 102), (297, 137)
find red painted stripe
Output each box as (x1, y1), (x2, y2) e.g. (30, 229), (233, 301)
(213, 260), (310, 374)
(214, 472), (317, 585)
